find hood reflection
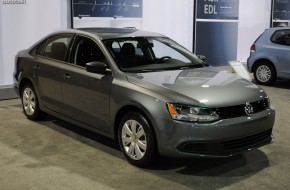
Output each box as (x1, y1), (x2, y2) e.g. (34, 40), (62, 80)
(132, 67), (254, 88)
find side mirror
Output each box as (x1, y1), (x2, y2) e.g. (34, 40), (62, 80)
(197, 55), (206, 62)
(86, 62), (108, 74)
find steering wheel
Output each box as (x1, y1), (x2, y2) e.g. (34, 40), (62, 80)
(155, 56), (171, 63)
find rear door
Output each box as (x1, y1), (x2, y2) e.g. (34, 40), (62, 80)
(33, 34), (74, 113)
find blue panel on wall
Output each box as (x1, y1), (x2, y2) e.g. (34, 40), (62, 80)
(273, 0), (290, 20)
(194, 0), (239, 66)
(195, 22), (238, 66)
(272, 0), (290, 27)
(196, 0), (239, 20)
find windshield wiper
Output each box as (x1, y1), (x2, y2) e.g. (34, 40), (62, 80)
(183, 63), (208, 69)
(166, 64), (207, 70)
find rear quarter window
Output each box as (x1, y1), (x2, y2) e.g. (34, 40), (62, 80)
(33, 34), (74, 62)
(271, 29), (290, 46)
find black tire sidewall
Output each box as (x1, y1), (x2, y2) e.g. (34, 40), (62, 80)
(118, 112), (156, 167)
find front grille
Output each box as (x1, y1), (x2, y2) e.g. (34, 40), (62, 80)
(178, 129), (273, 156)
(215, 98), (269, 119)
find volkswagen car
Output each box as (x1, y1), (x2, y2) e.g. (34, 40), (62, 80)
(247, 27), (290, 85)
(14, 28), (275, 167)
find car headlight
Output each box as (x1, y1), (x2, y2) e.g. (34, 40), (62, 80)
(166, 103), (220, 122)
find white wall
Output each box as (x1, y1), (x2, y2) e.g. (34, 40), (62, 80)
(0, 0), (69, 86)
(0, 4), (4, 85)
(237, 0), (272, 62)
(143, 0), (193, 51)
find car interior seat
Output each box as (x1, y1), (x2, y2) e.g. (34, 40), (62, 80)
(50, 42), (67, 61)
(76, 40), (104, 67)
(119, 43), (137, 68)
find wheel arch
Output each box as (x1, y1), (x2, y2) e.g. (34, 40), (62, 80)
(252, 58), (276, 74)
(113, 104), (158, 151)
(253, 58), (277, 85)
(19, 77), (35, 96)
(19, 77), (43, 109)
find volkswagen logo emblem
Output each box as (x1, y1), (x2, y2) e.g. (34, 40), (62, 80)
(245, 102), (254, 116)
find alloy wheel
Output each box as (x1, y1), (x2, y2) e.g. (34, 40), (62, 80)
(256, 65), (271, 83)
(22, 87), (36, 116)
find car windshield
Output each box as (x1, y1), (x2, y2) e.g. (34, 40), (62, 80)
(103, 37), (205, 72)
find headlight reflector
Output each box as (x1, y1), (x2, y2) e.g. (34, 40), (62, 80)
(166, 103), (219, 122)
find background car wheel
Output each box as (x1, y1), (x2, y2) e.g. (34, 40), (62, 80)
(253, 62), (276, 85)
(118, 112), (156, 167)
(21, 83), (44, 120)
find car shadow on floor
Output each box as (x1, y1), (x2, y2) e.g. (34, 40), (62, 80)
(253, 79), (290, 90)
(148, 150), (269, 176)
(270, 79), (290, 89)
(29, 115), (270, 189)
(38, 114), (122, 157)
(40, 115), (269, 176)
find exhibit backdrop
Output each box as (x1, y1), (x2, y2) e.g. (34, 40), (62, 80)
(194, 0), (239, 66)
(0, 0), (69, 86)
(237, 0), (271, 62)
(272, 0), (290, 27)
(72, 0), (143, 29)
(193, 0), (271, 65)
(0, 0), (272, 92)
(71, 0), (194, 51)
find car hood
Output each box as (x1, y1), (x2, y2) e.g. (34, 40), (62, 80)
(126, 67), (267, 107)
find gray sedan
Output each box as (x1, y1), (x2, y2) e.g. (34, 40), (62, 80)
(14, 28), (275, 167)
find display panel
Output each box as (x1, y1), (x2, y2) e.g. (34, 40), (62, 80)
(196, 0), (239, 20)
(72, 0), (143, 28)
(272, 0), (290, 27)
(194, 0), (239, 66)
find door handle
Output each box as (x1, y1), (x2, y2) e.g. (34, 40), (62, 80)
(63, 73), (70, 80)
(32, 65), (40, 78)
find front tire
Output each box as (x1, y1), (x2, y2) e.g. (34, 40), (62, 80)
(253, 62), (276, 85)
(21, 83), (44, 120)
(118, 112), (156, 167)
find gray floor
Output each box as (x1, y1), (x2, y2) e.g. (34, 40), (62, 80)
(0, 80), (290, 190)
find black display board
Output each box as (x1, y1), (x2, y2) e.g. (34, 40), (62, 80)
(73, 0), (142, 19)
(193, 0), (239, 66)
(71, 0), (143, 28)
(272, 0), (290, 27)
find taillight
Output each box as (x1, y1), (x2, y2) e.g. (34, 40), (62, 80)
(250, 44), (256, 52)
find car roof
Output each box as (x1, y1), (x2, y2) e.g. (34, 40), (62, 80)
(266, 27), (290, 32)
(67, 28), (166, 40)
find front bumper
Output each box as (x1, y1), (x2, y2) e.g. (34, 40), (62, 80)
(13, 70), (22, 96)
(13, 83), (20, 96)
(154, 107), (275, 158)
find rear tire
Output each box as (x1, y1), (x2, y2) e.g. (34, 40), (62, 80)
(253, 62), (276, 85)
(118, 112), (156, 167)
(21, 83), (44, 120)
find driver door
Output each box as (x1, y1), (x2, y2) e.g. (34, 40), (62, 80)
(61, 36), (112, 132)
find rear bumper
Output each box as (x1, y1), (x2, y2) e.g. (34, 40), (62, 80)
(247, 56), (254, 72)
